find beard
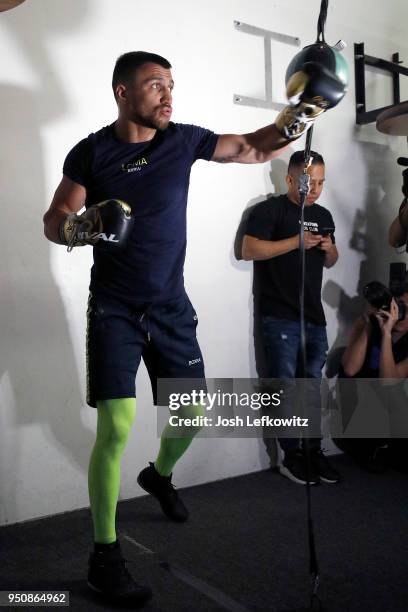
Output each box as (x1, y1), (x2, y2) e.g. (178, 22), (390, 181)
(129, 106), (170, 131)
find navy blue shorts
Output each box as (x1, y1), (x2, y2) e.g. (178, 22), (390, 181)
(86, 291), (205, 408)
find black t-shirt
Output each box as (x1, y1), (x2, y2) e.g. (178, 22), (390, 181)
(245, 194), (335, 325)
(63, 122), (219, 303)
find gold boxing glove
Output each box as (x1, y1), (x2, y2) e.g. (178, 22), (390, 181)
(275, 101), (325, 141)
(59, 199), (132, 252)
(276, 62), (346, 140)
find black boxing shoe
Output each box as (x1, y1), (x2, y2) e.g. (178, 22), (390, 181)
(87, 540), (152, 604)
(137, 462), (189, 522)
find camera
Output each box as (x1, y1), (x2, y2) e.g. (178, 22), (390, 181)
(363, 263), (408, 321)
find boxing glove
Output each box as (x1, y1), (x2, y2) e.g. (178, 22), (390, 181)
(276, 60), (347, 140)
(59, 199), (133, 252)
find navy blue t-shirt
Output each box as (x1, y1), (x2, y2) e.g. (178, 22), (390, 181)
(63, 122), (219, 303)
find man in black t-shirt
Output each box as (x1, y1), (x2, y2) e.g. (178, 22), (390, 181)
(243, 150), (340, 486)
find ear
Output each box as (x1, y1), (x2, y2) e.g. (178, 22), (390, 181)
(285, 174), (292, 189)
(115, 84), (127, 102)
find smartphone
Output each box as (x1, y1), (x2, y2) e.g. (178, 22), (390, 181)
(320, 227), (334, 237)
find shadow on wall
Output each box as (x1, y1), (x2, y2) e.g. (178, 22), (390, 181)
(0, 0), (94, 523)
(232, 157), (292, 379)
(231, 156), (293, 468)
(324, 135), (404, 377)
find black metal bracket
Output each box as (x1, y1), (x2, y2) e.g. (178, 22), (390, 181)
(354, 42), (408, 125)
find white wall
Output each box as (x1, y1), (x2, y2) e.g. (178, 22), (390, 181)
(0, 0), (407, 525)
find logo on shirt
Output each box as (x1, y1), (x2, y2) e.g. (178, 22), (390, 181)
(121, 157), (149, 173)
(299, 220), (319, 232)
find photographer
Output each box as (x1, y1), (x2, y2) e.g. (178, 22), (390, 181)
(340, 283), (408, 473)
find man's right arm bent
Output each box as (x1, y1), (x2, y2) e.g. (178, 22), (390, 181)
(43, 176), (86, 244)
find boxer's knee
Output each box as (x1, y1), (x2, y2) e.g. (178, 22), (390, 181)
(96, 398), (136, 453)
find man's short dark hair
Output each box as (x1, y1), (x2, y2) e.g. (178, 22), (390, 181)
(112, 51), (172, 98)
(288, 150), (325, 172)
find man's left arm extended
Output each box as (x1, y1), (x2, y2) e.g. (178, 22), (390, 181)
(211, 59), (347, 164)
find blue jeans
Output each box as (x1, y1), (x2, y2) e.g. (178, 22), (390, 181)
(261, 316), (328, 452)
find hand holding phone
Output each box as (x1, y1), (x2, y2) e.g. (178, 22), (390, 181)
(319, 226), (334, 237)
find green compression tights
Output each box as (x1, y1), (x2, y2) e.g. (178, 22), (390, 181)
(88, 398), (136, 544)
(154, 403), (206, 477)
(88, 399), (205, 543)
